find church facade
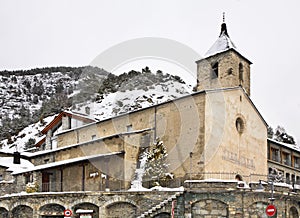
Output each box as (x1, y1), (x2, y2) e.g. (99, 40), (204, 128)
(0, 19), (299, 217)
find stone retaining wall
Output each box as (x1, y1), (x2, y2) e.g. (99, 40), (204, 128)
(0, 181), (299, 217)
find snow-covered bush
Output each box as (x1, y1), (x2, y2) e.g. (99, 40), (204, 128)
(143, 138), (170, 186)
(25, 181), (39, 193)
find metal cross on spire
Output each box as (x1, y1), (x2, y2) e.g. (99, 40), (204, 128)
(220, 12), (229, 37)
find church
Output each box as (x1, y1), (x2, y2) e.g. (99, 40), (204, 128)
(0, 18), (299, 218)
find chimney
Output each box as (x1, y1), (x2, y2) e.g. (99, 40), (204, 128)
(13, 151), (21, 164)
(62, 114), (71, 130)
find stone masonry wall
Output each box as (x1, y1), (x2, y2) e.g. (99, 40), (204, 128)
(196, 50), (251, 96)
(1, 182), (300, 218)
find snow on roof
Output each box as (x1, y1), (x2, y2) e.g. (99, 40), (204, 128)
(76, 209), (94, 214)
(204, 23), (237, 58)
(0, 157), (34, 174)
(268, 138), (300, 153)
(12, 152), (123, 175)
(22, 127), (152, 158)
(184, 179), (238, 183)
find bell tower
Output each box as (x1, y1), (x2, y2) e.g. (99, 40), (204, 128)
(196, 15), (252, 96)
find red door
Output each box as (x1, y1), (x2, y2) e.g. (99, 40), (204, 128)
(42, 172), (50, 192)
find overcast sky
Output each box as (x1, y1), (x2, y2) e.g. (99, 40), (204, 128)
(1, 0), (300, 143)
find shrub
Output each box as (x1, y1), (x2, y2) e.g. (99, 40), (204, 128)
(25, 181), (39, 193)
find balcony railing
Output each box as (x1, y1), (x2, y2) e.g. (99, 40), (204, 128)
(186, 172), (268, 184)
(41, 182), (62, 192)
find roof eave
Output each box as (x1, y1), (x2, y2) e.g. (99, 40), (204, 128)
(196, 48), (252, 65)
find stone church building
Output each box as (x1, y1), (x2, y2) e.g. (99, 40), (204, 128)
(0, 19), (299, 218)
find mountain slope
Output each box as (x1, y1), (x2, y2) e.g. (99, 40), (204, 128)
(0, 67), (192, 152)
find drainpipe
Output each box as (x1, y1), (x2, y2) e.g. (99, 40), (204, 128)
(82, 164), (85, 191)
(76, 130), (79, 143)
(189, 152), (193, 180)
(60, 168), (63, 192)
(285, 197), (287, 218)
(242, 190), (245, 217)
(154, 106), (157, 141)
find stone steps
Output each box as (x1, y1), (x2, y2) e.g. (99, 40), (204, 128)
(137, 191), (183, 218)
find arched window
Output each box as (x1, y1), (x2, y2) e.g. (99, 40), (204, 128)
(236, 117), (245, 134)
(212, 62), (219, 79)
(239, 63), (243, 82)
(289, 206), (299, 218)
(235, 174), (243, 181)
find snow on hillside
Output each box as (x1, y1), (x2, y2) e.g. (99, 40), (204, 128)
(0, 72), (74, 119)
(0, 67), (192, 152)
(0, 115), (56, 152)
(74, 80), (192, 120)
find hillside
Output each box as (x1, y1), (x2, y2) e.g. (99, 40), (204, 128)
(0, 66), (192, 152)
(0, 66), (108, 144)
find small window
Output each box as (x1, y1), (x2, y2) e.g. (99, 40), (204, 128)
(294, 156), (300, 168)
(283, 152), (291, 166)
(92, 135), (97, 140)
(235, 117), (245, 134)
(0, 175), (2, 181)
(268, 167), (273, 175)
(286, 173), (290, 184)
(296, 176), (300, 185)
(239, 63), (243, 82)
(292, 174), (296, 183)
(235, 174), (243, 181)
(271, 148), (280, 162)
(227, 68), (233, 75)
(25, 173), (33, 184)
(127, 124), (133, 132)
(211, 62), (219, 79)
(44, 159), (49, 164)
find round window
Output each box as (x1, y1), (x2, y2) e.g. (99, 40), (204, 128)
(236, 117), (245, 134)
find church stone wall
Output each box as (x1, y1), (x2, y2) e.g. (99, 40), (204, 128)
(204, 88), (267, 181)
(55, 136), (124, 162)
(97, 108), (155, 137)
(53, 92), (207, 182)
(57, 129), (78, 148)
(57, 108), (155, 148)
(155, 93), (206, 180)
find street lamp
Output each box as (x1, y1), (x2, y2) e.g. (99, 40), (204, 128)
(256, 180), (275, 203)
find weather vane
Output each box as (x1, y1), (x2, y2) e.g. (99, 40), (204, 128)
(223, 12), (225, 23)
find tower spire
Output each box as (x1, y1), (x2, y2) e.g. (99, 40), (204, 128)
(220, 12), (229, 37)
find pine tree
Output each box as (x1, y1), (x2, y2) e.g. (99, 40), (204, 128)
(24, 138), (36, 150)
(267, 126), (274, 139)
(274, 126), (295, 145)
